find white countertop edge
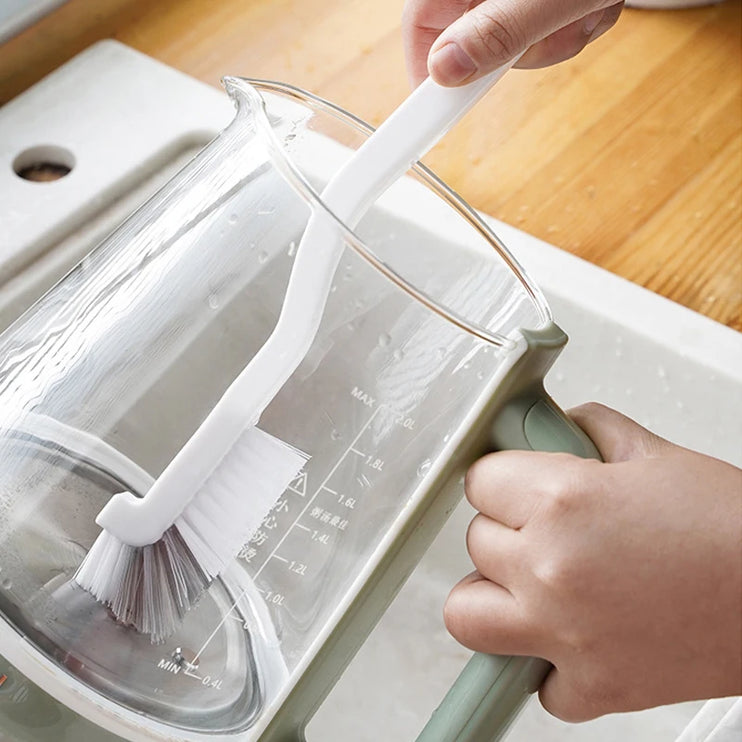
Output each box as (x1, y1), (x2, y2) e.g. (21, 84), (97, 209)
(485, 216), (742, 382)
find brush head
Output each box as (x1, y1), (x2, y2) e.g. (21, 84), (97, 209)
(74, 426), (308, 642)
(74, 525), (209, 643)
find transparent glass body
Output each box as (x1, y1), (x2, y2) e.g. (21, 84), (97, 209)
(0, 79), (549, 738)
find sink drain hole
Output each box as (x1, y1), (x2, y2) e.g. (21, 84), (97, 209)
(13, 145), (75, 182)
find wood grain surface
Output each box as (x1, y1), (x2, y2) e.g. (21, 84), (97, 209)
(1, 0), (740, 329)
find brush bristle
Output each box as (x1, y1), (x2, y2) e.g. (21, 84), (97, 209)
(75, 426), (308, 642)
(74, 525), (209, 643)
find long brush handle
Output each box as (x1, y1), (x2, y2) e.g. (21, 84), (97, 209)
(98, 62), (517, 546)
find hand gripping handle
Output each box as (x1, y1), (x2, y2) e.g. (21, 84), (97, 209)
(415, 325), (600, 742)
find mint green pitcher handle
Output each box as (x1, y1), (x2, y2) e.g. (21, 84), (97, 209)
(416, 324), (600, 742)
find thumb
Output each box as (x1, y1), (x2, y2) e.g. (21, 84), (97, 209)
(427, 0), (619, 86)
(567, 402), (672, 464)
(427, 1), (529, 86)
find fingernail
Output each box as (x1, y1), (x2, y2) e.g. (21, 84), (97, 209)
(583, 9), (604, 36)
(429, 42), (477, 86)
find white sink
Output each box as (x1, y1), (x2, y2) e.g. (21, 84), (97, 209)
(2, 41), (739, 742)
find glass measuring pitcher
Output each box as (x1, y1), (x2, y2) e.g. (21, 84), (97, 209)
(0, 78), (595, 741)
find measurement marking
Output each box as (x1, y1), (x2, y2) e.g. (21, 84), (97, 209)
(349, 447), (366, 456)
(288, 471), (308, 496)
(321, 486), (337, 495)
(183, 667), (203, 681)
(192, 406), (382, 664)
(271, 555), (288, 563)
(295, 524), (311, 531)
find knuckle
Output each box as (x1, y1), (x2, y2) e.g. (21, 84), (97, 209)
(401, 1), (424, 30)
(533, 556), (576, 593)
(542, 457), (593, 515)
(532, 548), (585, 597)
(467, 8), (525, 63)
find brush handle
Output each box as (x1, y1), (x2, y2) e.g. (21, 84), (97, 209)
(98, 63), (518, 546)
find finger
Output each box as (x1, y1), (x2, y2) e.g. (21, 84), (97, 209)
(444, 571), (541, 655)
(539, 666), (604, 722)
(517, 2), (623, 69)
(466, 513), (523, 584)
(428, 0), (623, 86)
(567, 402), (672, 463)
(587, 1), (625, 43)
(465, 449), (591, 528)
(402, 0), (478, 87)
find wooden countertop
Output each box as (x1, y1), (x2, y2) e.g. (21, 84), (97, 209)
(1, 0), (740, 330)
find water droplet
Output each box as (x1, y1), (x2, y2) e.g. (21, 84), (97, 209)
(443, 434), (451, 443)
(436, 347), (446, 359)
(330, 429), (342, 441)
(392, 349), (404, 361)
(287, 240), (297, 257)
(676, 400), (685, 410)
(346, 321), (355, 331)
(228, 213), (238, 225)
(417, 459), (432, 477)
(258, 251), (268, 264)
(207, 293), (219, 310)
(657, 366), (667, 379)
(2, 579), (11, 590)
(378, 333), (391, 347)
(615, 347), (623, 358)
(476, 370), (484, 380)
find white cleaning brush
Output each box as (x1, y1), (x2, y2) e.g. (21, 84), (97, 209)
(75, 60), (516, 643)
